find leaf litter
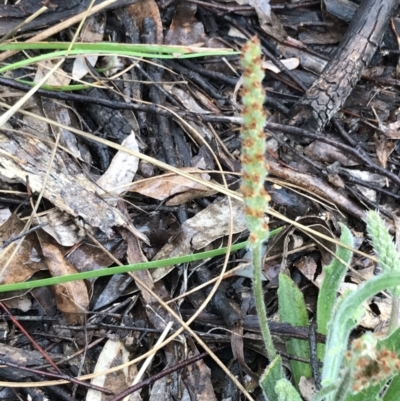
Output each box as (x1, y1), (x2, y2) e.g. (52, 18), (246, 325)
(0, 0), (399, 400)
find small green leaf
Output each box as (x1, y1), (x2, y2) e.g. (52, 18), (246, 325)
(275, 378), (303, 401)
(278, 273), (312, 386)
(381, 374), (400, 401)
(311, 383), (337, 401)
(260, 355), (283, 401)
(317, 224), (353, 359)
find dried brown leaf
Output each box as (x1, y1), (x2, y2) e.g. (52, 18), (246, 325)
(3, 295), (32, 312)
(235, 0), (287, 41)
(374, 133), (395, 169)
(41, 241), (89, 324)
(72, 14), (106, 81)
(97, 131), (139, 198)
(128, 0), (163, 43)
(294, 256), (317, 282)
(385, 119), (400, 138)
(304, 140), (359, 166)
(165, 1), (205, 45)
(0, 214), (47, 285)
(38, 209), (82, 247)
(167, 85), (210, 114)
(41, 98), (82, 160)
(299, 377), (317, 401)
(129, 169), (217, 206)
(86, 340), (141, 401)
(34, 60), (71, 87)
(153, 196), (246, 281)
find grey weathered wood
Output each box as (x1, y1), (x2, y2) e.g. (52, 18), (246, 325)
(289, 0), (398, 132)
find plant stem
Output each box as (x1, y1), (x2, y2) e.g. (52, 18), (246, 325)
(252, 240), (276, 360)
(389, 296), (400, 334)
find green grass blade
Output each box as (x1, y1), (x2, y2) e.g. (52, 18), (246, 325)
(311, 384), (337, 401)
(0, 227), (281, 293)
(0, 42), (240, 56)
(0, 46), (238, 76)
(16, 79), (90, 91)
(0, 241), (245, 293)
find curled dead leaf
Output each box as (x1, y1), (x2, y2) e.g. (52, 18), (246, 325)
(0, 214), (47, 285)
(129, 168), (217, 205)
(41, 241), (89, 324)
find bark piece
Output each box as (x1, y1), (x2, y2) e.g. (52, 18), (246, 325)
(290, 0), (397, 132)
(0, 131), (147, 241)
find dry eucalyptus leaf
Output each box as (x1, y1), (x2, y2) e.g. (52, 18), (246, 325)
(374, 133), (395, 169)
(67, 231), (127, 302)
(277, 42), (328, 75)
(187, 85), (221, 114)
(152, 196), (246, 281)
(236, 0), (287, 41)
(97, 131), (139, 198)
(0, 214), (47, 285)
(129, 168), (217, 206)
(34, 59), (71, 87)
(165, 1), (205, 45)
(41, 98), (82, 160)
(38, 209), (82, 247)
(128, 0), (163, 43)
(72, 56), (98, 82)
(294, 256), (317, 282)
(262, 58), (300, 73)
(86, 340), (141, 401)
(385, 119), (400, 138)
(72, 14), (106, 81)
(31, 285), (57, 317)
(167, 86), (210, 114)
(299, 377), (317, 401)
(41, 241), (89, 324)
(3, 295), (32, 312)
